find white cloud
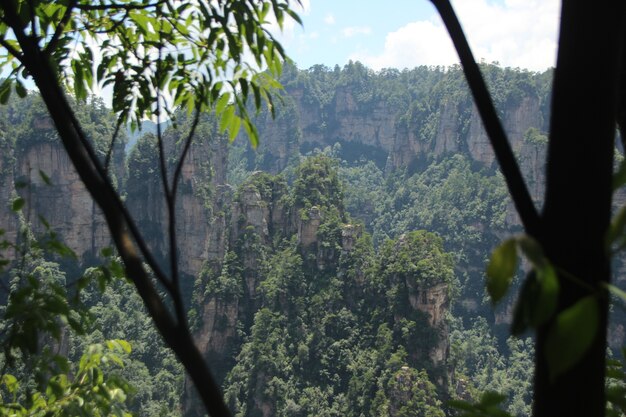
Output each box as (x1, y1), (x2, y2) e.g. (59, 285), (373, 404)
(324, 13), (335, 25)
(351, 0), (559, 71)
(342, 26), (372, 38)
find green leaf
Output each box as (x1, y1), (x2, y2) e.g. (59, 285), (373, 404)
(479, 391), (508, 407)
(607, 283), (626, 303)
(447, 399), (475, 412)
(532, 263), (559, 325)
(545, 295), (599, 380)
(517, 235), (547, 269)
(11, 197), (25, 212)
(228, 115), (241, 141)
(219, 105), (235, 133)
(0, 80), (12, 104)
(116, 339), (132, 354)
(486, 238), (517, 304)
(15, 80), (26, 98)
(215, 92), (231, 114)
(2, 374), (18, 393)
(39, 170), (52, 185)
(511, 266), (560, 335)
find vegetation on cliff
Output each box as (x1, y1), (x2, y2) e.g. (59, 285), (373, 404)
(0, 63), (564, 417)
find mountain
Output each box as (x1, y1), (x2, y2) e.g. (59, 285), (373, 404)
(1, 62), (603, 416)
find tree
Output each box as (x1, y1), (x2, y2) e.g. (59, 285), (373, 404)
(0, 1), (300, 416)
(430, 1), (625, 416)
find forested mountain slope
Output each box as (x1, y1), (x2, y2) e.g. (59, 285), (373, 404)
(3, 62), (612, 416)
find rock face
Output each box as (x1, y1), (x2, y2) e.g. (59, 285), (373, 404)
(0, 65), (554, 416)
(387, 232), (453, 371)
(0, 135), (18, 256)
(245, 68), (548, 189)
(409, 282), (449, 365)
(18, 143), (110, 257)
(125, 124), (231, 299)
(0, 116), (114, 262)
(298, 206), (321, 247)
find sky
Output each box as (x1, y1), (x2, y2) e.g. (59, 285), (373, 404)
(274, 0), (560, 72)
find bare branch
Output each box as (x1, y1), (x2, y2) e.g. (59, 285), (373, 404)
(172, 108), (202, 197)
(430, 0), (541, 237)
(104, 117), (123, 173)
(154, 31), (188, 327)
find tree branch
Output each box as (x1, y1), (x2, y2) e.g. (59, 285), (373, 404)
(430, 0), (541, 237)
(75, 1), (167, 11)
(104, 117), (123, 173)
(2, 4), (231, 413)
(43, 0), (77, 57)
(172, 108), (202, 198)
(0, 37), (24, 61)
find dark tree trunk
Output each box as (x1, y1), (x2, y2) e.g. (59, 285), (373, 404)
(535, 2), (624, 416)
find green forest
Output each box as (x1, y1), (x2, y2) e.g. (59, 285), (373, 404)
(1, 1), (626, 416)
(3, 62), (613, 416)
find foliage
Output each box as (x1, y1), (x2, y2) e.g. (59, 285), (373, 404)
(449, 318), (533, 417)
(0, 214), (135, 416)
(291, 154), (344, 213)
(0, 1), (303, 414)
(378, 230), (454, 288)
(217, 159), (456, 417)
(0, 340), (133, 417)
(0, 0), (301, 143)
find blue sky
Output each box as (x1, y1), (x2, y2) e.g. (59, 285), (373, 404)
(275, 0), (560, 72)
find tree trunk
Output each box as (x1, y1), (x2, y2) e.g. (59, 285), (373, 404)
(535, 2), (624, 416)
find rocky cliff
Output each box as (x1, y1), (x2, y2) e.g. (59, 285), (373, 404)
(0, 64), (559, 416)
(245, 64), (549, 190)
(0, 97), (123, 263)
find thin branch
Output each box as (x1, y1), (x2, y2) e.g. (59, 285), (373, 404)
(0, 37), (24, 62)
(75, 1), (167, 11)
(44, 0), (78, 56)
(64, 101), (176, 295)
(172, 108), (202, 197)
(84, 15), (127, 34)
(430, 0), (541, 237)
(2, 7), (174, 295)
(104, 117), (123, 173)
(156, 96), (171, 198)
(4, 4), (230, 415)
(165, 110), (202, 329)
(27, 0), (38, 40)
(155, 27), (187, 328)
(617, 40), (626, 151)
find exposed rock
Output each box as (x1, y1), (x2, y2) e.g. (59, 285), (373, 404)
(327, 87), (396, 151)
(232, 183), (270, 241)
(196, 296), (239, 360)
(433, 100), (461, 156)
(17, 143), (109, 258)
(341, 223), (362, 252)
(298, 206), (321, 247)
(466, 104), (496, 166)
(408, 282), (450, 365)
(0, 138), (17, 257)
